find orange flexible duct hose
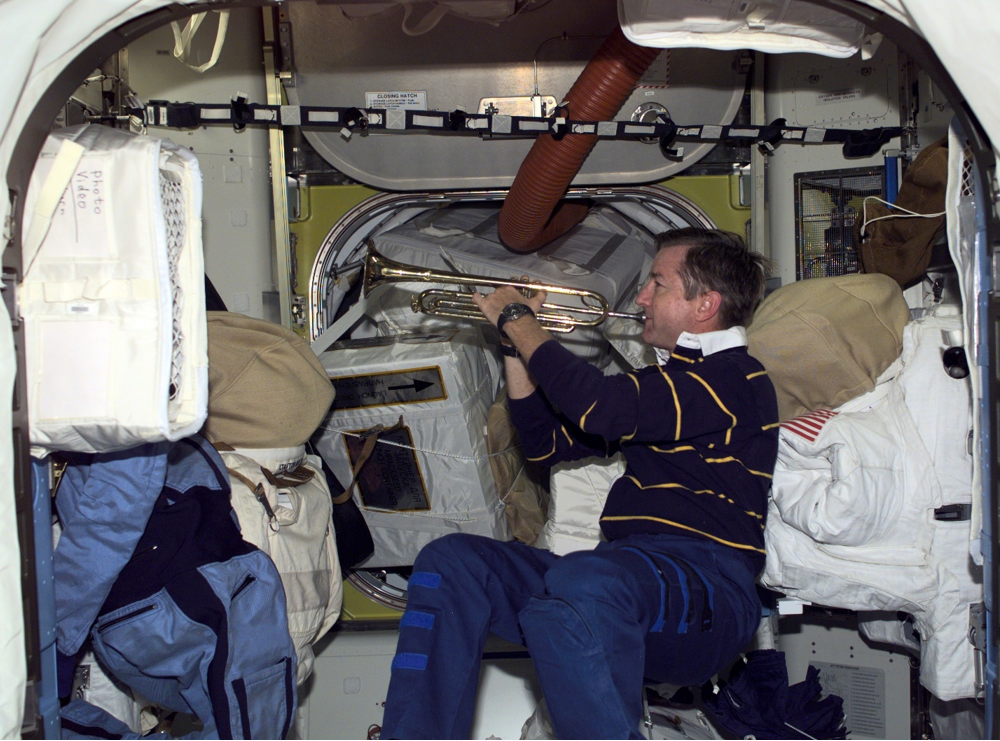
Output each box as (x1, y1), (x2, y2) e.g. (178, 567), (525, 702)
(498, 27), (661, 252)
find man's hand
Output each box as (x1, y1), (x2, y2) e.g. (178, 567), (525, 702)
(470, 282), (547, 327)
(471, 280), (553, 383)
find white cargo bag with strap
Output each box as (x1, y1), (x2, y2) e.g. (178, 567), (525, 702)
(314, 329), (509, 568)
(221, 446), (343, 685)
(21, 124), (208, 454)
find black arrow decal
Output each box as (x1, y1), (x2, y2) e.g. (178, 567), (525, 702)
(388, 379), (435, 393)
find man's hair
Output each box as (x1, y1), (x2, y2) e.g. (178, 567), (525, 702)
(655, 228), (769, 329)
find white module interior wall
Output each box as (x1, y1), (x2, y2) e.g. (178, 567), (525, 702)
(763, 40), (902, 287)
(125, 10), (276, 320)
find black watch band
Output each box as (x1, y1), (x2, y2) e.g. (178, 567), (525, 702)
(496, 303), (535, 339)
(499, 342), (521, 359)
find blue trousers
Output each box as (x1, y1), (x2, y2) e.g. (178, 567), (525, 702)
(382, 533), (761, 739)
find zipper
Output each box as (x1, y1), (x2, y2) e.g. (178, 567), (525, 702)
(232, 574), (257, 600)
(98, 603), (157, 632)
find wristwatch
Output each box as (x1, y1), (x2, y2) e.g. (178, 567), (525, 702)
(496, 303), (535, 340)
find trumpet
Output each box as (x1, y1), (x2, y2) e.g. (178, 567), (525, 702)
(362, 245), (645, 333)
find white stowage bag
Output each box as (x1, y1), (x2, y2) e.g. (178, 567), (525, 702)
(366, 205), (649, 366)
(534, 455), (623, 555)
(314, 328), (508, 567)
(763, 310), (983, 701)
(21, 124), (207, 454)
(618, 0), (868, 59)
(221, 446), (342, 685)
(71, 650), (144, 733)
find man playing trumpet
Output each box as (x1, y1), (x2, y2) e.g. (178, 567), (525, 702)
(381, 228), (779, 739)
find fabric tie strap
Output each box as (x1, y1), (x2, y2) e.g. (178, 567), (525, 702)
(335, 416), (405, 506)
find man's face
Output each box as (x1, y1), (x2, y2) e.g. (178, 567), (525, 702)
(635, 246), (702, 351)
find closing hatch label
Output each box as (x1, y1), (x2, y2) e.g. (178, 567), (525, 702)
(345, 426), (428, 511)
(365, 91), (427, 110)
(331, 366), (447, 410)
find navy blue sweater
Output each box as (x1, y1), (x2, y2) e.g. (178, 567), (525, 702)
(509, 338), (779, 572)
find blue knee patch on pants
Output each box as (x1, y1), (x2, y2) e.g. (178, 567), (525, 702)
(392, 652), (429, 671)
(409, 571), (441, 589)
(401, 610), (435, 629)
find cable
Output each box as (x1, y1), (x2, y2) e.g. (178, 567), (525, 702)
(860, 195), (945, 240)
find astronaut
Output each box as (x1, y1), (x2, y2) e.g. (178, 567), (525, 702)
(382, 228), (779, 739)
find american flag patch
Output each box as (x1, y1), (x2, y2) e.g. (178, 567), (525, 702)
(781, 409), (839, 442)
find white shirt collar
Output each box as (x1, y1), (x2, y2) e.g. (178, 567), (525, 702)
(654, 326), (747, 365)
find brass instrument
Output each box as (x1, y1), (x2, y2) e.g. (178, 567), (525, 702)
(362, 246), (645, 333)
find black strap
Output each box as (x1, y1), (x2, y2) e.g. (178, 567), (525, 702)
(135, 100), (901, 158)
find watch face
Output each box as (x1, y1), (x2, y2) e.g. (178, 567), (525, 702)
(502, 303), (529, 321)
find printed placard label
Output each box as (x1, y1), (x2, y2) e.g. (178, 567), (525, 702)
(344, 426), (428, 510)
(810, 662), (885, 738)
(365, 91), (427, 110)
(331, 366), (446, 410)
(817, 88), (863, 105)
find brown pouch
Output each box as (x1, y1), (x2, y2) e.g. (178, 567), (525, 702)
(855, 136), (948, 287)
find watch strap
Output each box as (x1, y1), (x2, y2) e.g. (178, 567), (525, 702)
(499, 342), (521, 358)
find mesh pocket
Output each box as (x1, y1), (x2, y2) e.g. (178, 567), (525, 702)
(159, 172), (185, 402)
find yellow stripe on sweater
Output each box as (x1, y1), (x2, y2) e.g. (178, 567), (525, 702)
(704, 455), (774, 479)
(526, 431), (557, 462)
(625, 476), (715, 495)
(626, 477), (763, 522)
(657, 367), (682, 439)
(622, 374), (641, 441)
(686, 371), (737, 444)
(600, 515), (766, 554)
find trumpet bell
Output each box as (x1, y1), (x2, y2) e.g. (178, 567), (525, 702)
(363, 245), (435, 297)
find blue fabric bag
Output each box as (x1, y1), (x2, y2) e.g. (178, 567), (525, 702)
(54, 441), (170, 658)
(87, 435), (297, 739)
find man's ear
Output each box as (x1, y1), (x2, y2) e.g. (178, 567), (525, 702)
(696, 290), (723, 324)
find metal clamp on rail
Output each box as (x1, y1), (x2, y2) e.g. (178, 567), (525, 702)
(231, 93), (252, 133)
(340, 107), (369, 140)
(657, 117), (682, 160)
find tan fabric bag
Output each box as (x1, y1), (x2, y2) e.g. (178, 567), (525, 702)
(747, 273), (909, 421)
(486, 388), (549, 546)
(203, 311), (335, 448)
(223, 448), (342, 685)
(203, 312), (342, 684)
